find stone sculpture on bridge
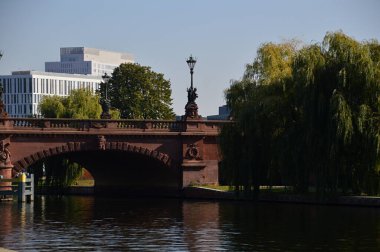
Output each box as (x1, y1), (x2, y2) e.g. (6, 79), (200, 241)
(0, 140), (11, 166)
(184, 55), (201, 120)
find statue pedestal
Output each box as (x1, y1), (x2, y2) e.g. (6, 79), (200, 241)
(101, 112), (111, 119)
(183, 102), (201, 120)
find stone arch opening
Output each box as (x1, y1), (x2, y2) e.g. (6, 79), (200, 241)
(12, 142), (179, 194)
(13, 141), (172, 172)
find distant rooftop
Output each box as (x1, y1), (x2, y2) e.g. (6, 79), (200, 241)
(9, 70), (102, 80)
(59, 47), (134, 63)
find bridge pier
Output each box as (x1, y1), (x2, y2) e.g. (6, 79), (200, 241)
(0, 137), (14, 200)
(181, 134), (219, 187)
(182, 160), (219, 187)
(0, 165), (13, 199)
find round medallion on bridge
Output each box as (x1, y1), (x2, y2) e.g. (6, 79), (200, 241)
(185, 143), (201, 160)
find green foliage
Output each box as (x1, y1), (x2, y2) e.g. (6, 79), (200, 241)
(220, 31), (380, 198)
(63, 88), (102, 119)
(29, 157), (83, 188)
(98, 63), (175, 119)
(38, 95), (65, 118)
(38, 88), (119, 119)
(109, 108), (121, 119)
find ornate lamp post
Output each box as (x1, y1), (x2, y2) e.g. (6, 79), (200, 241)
(184, 55), (200, 120)
(187, 55), (196, 90)
(100, 73), (111, 119)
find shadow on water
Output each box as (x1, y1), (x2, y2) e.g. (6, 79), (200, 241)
(0, 196), (379, 251)
(218, 201), (380, 251)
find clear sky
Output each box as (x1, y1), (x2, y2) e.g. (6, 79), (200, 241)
(0, 0), (379, 116)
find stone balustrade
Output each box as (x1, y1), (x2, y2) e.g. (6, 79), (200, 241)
(0, 117), (232, 133)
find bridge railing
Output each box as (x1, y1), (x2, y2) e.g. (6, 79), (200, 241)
(1, 118), (232, 133)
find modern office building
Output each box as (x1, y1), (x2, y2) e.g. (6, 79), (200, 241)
(45, 47), (134, 76)
(0, 71), (102, 117)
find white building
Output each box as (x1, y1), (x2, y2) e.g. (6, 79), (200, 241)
(0, 71), (102, 118)
(45, 47), (134, 76)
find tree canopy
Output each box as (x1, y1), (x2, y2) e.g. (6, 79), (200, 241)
(38, 88), (120, 119)
(220, 31), (380, 198)
(98, 63), (175, 119)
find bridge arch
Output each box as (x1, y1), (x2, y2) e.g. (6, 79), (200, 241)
(13, 141), (172, 172)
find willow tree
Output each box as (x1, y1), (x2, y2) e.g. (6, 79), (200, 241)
(221, 31), (380, 197)
(221, 41), (297, 198)
(28, 157), (83, 189)
(39, 89), (101, 119)
(291, 32), (380, 196)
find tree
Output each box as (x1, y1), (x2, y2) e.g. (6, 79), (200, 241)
(63, 88), (102, 119)
(38, 88), (119, 119)
(220, 31), (380, 198)
(38, 95), (65, 118)
(221, 41), (297, 199)
(98, 63), (175, 119)
(29, 157), (83, 189)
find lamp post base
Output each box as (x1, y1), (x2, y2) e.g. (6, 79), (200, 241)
(100, 112), (111, 119)
(183, 102), (201, 120)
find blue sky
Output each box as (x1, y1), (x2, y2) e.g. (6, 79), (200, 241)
(0, 0), (379, 116)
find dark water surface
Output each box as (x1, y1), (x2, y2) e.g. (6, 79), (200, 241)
(0, 196), (379, 251)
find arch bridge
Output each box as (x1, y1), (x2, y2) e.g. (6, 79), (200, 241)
(0, 118), (229, 195)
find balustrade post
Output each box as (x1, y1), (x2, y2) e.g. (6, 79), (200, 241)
(43, 120), (51, 128)
(145, 121), (152, 130)
(107, 121), (119, 128)
(0, 118), (13, 128)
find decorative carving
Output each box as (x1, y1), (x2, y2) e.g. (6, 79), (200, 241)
(0, 140), (12, 166)
(184, 102), (200, 120)
(100, 98), (111, 119)
(97, 135), (106, 150)
(185, 143), (201, 160)
(91, 121), (107, 129)
(187, 87), (198, 103)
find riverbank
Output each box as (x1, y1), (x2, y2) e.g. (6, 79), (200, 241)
(183, 186), (380, 207)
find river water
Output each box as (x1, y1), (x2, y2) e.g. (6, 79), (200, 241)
(0, 196), (379, 251)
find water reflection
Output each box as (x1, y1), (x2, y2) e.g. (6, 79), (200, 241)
(0, 196), (379, 251)
(183, 201), (223, 251)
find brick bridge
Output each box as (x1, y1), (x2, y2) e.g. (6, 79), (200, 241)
(0, 118), (229, 194)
